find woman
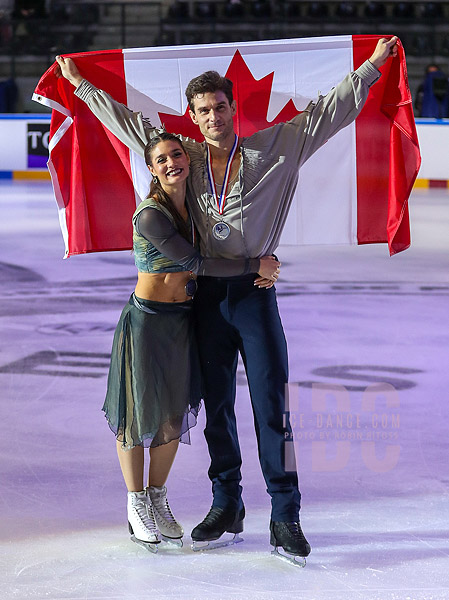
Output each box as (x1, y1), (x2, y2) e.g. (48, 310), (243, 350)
(103, 132), (280, 551)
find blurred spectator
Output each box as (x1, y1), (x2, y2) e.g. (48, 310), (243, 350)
(12, 0), (47, 53)
(0, 78), (18, 112)
(12, 0), (46, 19)
(225, 0), (245, 18)
(0, 0), (13, 46)
(0, 0), (13, 18)
(415, 64), (449, 118)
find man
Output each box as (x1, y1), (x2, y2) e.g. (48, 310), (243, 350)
(415, 64), (449, 118)
(56, 36), (397, 561)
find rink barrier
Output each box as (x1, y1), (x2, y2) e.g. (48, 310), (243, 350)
(1, 116), (449, 186)
(0, 170), (51, 180)
(413, 178), (449, 189)
(1, 171), (448, 188)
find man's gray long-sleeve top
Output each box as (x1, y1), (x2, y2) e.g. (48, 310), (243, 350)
(75, 60), (380, 260)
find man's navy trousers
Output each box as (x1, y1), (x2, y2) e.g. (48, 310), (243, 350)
(194, 274), (301, 521)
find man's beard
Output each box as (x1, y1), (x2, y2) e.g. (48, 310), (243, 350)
(202, 122), (233, 142)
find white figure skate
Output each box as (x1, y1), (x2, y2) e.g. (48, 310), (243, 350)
(127, 490), (160, 553)
(147, 485), (183, 547)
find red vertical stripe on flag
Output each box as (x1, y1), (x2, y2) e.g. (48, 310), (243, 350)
(353, 35), (420, 255)
(35, 50), (136, 256)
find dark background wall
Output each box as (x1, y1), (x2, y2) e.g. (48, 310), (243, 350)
(0, 0), (448, 113)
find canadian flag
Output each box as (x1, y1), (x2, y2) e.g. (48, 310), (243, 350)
(33, 35), (420, 258)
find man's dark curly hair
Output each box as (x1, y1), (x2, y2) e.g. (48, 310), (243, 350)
(185, 71), (234, 112)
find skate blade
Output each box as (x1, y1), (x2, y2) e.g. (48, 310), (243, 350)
(130, 535), (160, 554)
(271, 546), (306, 568)
(191, 533), (243, 552)
(161, 534), (183, 548)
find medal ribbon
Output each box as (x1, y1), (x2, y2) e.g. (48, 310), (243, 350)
(206, 134), (238, 216)
(189, 211), (195, 246)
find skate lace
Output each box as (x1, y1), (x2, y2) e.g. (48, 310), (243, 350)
(133, 498), (157, 531)
(152, 495), (178, 525)
(201, 506), (224, 525)
(285, 522), (306, 541)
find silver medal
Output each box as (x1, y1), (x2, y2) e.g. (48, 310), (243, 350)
(212, 221), (231, 240)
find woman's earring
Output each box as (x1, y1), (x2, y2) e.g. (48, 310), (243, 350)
(152, 175), (159, 185)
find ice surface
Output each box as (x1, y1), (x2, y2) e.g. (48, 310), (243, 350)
(0, 181), (448, 599)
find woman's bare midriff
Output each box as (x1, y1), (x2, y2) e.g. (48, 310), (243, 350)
(134, 271), (196, 303)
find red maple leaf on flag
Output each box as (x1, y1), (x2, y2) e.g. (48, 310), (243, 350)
(158, 50), (301, 141)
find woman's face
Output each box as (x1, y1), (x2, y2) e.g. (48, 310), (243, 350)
(148, 140), (190, 189)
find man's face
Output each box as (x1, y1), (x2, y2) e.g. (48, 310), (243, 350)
(189, 91), (236, 142)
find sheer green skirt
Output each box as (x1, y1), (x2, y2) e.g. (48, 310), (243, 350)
(103, 294), (201, 449)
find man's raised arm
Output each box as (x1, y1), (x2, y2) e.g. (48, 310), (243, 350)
(55, 55), (153, 157)
(288, 36), (398, 167)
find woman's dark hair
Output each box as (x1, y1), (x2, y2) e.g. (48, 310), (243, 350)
(144, 132), (191, 242)
(185, 70), (234, 112)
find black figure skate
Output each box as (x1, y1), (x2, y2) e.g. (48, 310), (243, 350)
(191, 505), (245, 551)
(270, 520), (311, 567)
